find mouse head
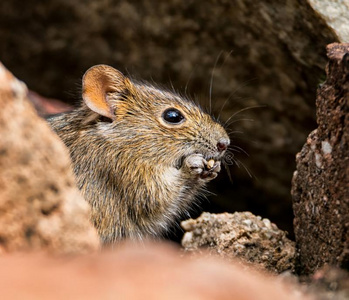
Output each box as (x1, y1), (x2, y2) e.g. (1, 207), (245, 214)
(82, 65), (230, 166)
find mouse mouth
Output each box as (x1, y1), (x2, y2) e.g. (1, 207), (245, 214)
(175, 152), (224, 169)
(204, 154), (222, 161)
(203, 149), (226, 162)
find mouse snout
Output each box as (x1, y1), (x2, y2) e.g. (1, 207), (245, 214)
(217, 138), (230, 152)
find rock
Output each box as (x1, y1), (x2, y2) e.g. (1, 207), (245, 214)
(292, 43), (349, 275)
(28, 91), (72, 117)
(0, 62), (100, 254)
(0, 242), (309, 300)
(308, 0), (349, 42)
(0, 1), (340, 234)
(181, 212), (296, 273)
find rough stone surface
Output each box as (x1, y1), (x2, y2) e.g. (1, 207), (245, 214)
(0, 242), (309, 300)
(292, 43), (349, 275)
(0, 0), (340, 233)
(181, 212), (296, 273)
(308, 0), (349, 42)
(0, 62), (100, 254)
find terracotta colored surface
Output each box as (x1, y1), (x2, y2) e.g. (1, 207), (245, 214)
(0, 243), (309, 300)
(0, 62), (99, 254)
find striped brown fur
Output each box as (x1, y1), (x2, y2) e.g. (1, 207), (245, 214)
(48, 65), (229, 244)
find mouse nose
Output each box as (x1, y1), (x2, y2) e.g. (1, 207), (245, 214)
(217, 138), (229, 152)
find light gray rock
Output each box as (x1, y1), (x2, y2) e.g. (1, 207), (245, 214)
(308, 0), (349, 42)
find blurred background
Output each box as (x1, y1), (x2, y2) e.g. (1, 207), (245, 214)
(0, 0), (341, 240)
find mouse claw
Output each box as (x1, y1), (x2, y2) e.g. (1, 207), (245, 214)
(183, 154), (221, 182)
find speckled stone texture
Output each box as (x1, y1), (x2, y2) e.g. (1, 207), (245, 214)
(0, 0), (340, 233)
(0, 62), (100, 254)
(181, 212), (296, 273)
(292, 43), (349, 275)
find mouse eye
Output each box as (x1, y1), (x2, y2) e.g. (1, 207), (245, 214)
(162, 108), (185, 124)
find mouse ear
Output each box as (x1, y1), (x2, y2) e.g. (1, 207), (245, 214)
(82, 65), (127, 119)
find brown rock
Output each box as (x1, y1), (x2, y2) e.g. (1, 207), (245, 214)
(0, 1), (340, 234)
(27, 91), (73, 117)
(181, 212), (296, 273)
(0, 62), (100, 254)
(292, 43), (349, 275)
(0, 242), (309, 300)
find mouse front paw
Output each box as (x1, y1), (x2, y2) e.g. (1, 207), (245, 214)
(183, 154), (221, 182)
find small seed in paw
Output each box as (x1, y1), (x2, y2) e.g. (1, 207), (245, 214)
(207, 159), (215, 169)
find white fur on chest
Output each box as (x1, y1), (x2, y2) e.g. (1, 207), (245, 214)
(162, 166), (181, 186)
